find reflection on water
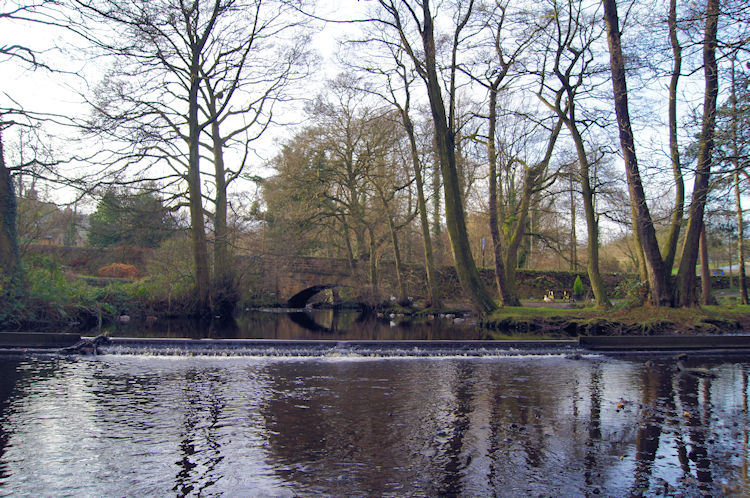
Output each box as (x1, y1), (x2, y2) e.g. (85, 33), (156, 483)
(0, 355), (749, 495)
(108, 309), (490, 340)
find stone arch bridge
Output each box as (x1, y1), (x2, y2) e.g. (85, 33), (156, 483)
(24, 245), (631, 307)
(246, 255), (379, 307)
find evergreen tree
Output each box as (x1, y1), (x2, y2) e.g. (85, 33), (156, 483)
(88, 189), (177, 248)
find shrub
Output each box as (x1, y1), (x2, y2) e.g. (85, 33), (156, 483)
(613, 278), (648, 309)
(97, 263), (139, 279)
(573, 275), (584, 297)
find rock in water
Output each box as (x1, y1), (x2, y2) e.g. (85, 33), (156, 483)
(60, 335), (111, 355)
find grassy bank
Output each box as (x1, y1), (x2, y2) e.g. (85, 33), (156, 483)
(0, 255), (202, 331)
(482, 303), (750, 337)
(5, 255), (750, 337)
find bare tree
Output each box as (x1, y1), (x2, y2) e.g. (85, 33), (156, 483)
(74, 0), (309, 314)
(604, 0), (721, 307)
(1, 2), (70, 287)
(534, 0), (612, 307)
(342, 22), (443, 306)
(603, 0), (672, 306)
(674, 0), (720, 306)
(371, 0), (497, 314)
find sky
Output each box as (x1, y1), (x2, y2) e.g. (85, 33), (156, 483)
(1, 1), (372, 208)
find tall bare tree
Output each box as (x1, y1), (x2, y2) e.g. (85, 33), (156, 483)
(373, 0), (497, 314)
(674, 0), (720, 307)
(604, 0), (721, 307)
(342, 27), (443, 306)
(534, 0), (612, 307)
(75, 0), (309, 314)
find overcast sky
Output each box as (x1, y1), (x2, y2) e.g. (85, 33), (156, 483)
(1, 1), (376, 207)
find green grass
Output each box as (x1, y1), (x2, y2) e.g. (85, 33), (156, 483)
(482, 302), (750, 336)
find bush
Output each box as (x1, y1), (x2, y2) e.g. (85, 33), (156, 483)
(573, 275), (584, 297)
(613, 278), (649, 309)
(97, 263), (139, 279)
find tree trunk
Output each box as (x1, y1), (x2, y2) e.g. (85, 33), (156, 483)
(699, 227), (716, 305)
(487, 87), (514, 305)
(210, 115), (237, 316)
(420, 1), (496, 314)
(581, 168), (609, 307)
(372, 178), (407, 302)
(0, 130), (21, 285)
(184, 36), (212, 315)
(569, 170), (578, 271)
(663, 0), (684, 273)
(735, 173), (747, 304)
(503, 174), (536, 306)
(732, 61), (749, 305)
(368, 225), (378, 290)
(385, 209), (406, 301)
(675, 0), (719, 307)
(432, 156), (442, 241)
(342, 219), (357, 271)
(603, 0), (671, 306)
(567, 122), (611, 307)
(631, 214), (648, 282)
(402, 110), (441, 307)
(504, 117), (563, 306)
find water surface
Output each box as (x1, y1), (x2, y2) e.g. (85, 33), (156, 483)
(108, 309), (489, 340)
(0, 354), (748, 496)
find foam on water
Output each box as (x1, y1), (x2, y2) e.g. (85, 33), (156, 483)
(97, 337), (583, 358)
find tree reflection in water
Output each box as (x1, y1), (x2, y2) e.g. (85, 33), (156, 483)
(0, 355), (748, 495)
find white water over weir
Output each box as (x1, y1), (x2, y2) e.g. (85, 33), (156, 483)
(100, 338), (583, 357)
(4, 333), (750, 356)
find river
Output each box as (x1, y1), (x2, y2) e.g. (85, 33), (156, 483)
(0, 311), (748, 496)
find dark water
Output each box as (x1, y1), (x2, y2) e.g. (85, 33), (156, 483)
(0, 353), (749, 496)
(109, 309), (491, 340)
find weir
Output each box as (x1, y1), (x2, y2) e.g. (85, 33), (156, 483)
(4, 334), (750, 357)
(97, 337), (582, 357)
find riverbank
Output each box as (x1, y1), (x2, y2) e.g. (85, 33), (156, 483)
(480, 303), (750, 337)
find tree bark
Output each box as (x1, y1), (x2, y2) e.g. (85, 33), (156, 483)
(675, 0), (719, 307)
(209, 113), (238, 316)
(630, 214), (648, 282)
(569, 169), (578, 271)
(341, 218), (357, 271)
(384, 208), (406, 301)
(735, 169), (747, 304)
(368, 225), (378, 290)
(732, 59), (748, 304)
(188, 46), (212, 316)
(603, 0), (671, 306)
(568, 124), (611, 307)
(699, 227), (716, 305)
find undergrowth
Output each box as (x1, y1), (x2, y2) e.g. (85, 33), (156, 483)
(0, 255), (197, 331)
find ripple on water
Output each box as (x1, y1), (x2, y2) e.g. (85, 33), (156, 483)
(0, 355), (748, 496)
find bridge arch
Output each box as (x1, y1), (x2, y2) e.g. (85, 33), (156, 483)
(286, 284), (338, 308)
